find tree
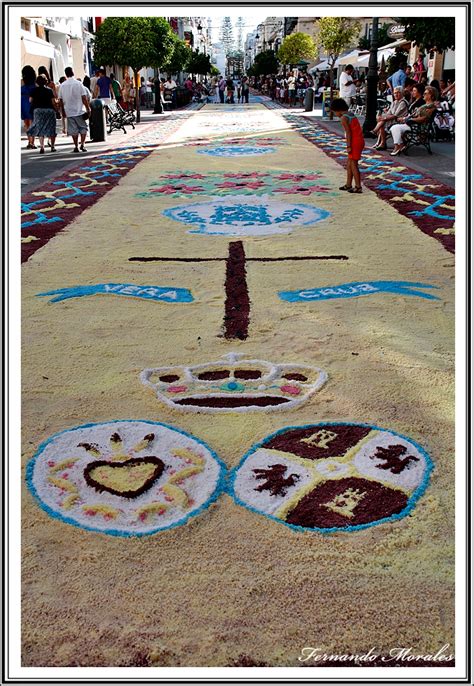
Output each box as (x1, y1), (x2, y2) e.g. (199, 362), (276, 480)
(249, 49), (279, 76)
(220, 16), (235, 58)
(277, 32), (317, 66)
(187, 50), (212, 76)
(236, 16), (245, 53)
(316, 17), (362, 118)
(163, 35), (191, 76)
(396, 17), (455, 52)
(92, 17), (175, 121)
(358, 22), (391, 50)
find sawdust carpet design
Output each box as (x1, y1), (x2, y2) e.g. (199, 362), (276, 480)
(22, 102), (454, 666)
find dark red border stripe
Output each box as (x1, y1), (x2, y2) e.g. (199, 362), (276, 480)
(21, 114), (194, 263)
(263, 102), (455, 255)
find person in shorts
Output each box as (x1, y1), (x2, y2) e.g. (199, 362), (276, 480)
(58, 67), (91, 153)
(330, 97), (364, 193)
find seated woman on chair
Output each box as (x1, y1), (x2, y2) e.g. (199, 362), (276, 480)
(371, 86), (408, 150)
(389, 85), (437, 156)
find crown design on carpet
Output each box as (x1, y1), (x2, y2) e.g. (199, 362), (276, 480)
(140, 353), (328, 413)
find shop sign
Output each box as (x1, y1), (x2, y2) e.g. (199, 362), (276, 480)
(387, 24), (405, 39)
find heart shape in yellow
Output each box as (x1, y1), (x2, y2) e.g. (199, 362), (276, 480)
(83, 456), (165, 498)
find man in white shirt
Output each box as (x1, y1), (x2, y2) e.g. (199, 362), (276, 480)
(58, 67), (91, 153)
(339, 64), (356, 107)
(287, 74), (296, 106)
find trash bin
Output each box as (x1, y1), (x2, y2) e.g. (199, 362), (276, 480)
(304, 87), (314, 111)
(89, 98), (107, 142)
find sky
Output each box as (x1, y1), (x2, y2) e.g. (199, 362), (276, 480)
(209, 15), (268, 43)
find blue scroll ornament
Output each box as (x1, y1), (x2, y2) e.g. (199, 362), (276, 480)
(279, 281), (441, 302)
(37, 283), (194, 304)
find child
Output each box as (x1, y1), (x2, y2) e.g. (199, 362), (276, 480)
(330, 97), (364, 193)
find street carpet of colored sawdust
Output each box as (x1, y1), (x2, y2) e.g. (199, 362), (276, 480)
(22, 103), (454, 667)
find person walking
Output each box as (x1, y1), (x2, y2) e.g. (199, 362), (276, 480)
(93, 69), (114, 104)
(58, 67), (91, 153)
(89, 70), (100, 96)
(218, 75), (226, 103)
(339, 64), (356, 108)
(27, 74), (58, 153)
(121, 73), (132, 109)
(287, 73), (296, 106)
(21, 65), (37, 149)
(331, 97), (364, 193)
(109, 73), (123, 105)
(225, 76), (235, 104)
(241, 76), (249, 104)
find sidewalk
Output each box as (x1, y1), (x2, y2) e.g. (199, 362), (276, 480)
(21, 108), (182, 194)
(256, 98), (455, 187)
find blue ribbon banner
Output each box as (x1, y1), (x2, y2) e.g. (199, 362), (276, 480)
(37, 283), (194, 304)
(279, 281), (441, 303)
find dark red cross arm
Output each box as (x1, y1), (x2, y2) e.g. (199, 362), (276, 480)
(129, 242), (348, 340)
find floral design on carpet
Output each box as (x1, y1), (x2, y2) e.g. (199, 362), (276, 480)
(265, 107), (455, 253)
(162, 195), (332, 236)
(137, 171), (336, 199)
(230, 422), (432, 533)
(140, 352), (328, 413)
(21, 112), (197, 263)
(26, 421), (225, 536)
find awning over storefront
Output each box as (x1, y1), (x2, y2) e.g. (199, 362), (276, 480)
(335, 49), (361, 67)
(309, 59), (330, 72)
(21, 31), (55, 61)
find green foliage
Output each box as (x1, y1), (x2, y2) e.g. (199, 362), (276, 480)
(210, 64), (220, 76)
(187, 50), (212, 75)
(396, 17), (455, 52)
(358, 22), (392, 50)
(386, 48), (409, 75)
(316, 17), (362, 66)
(92, 17), (175, 72)
(277, 32), (316, 65)
(163, 35), (191, 75)
(250, 49), (279, 76)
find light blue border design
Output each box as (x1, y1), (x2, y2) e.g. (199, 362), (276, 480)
(162, 200), (332, 236)
(279, 281), (441, 303)
(227, 421), (434, 535)
(196, 145), (276, 157)
(26, 420), (227, 538)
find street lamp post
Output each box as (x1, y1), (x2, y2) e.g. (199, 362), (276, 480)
(362, 17), (379, 137)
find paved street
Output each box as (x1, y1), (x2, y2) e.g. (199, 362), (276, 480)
(22, 97), (454, 666)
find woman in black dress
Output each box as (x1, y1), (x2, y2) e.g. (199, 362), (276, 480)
(28, 75), (58, 153)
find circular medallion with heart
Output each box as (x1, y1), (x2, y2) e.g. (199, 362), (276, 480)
(26, 421), (225, 536)
(230, 422), (433, 533)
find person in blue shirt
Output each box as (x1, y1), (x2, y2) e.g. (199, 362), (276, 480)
(387, 61), (407, 95)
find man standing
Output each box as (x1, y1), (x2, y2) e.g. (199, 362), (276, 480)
(58, 67), (91, 153)
(339, 64), (356, 107)
(387, 61), (407, 95)
(218, 75), (226, 103)
(287, 73), (296, 106)
(93, 69), (114, 104)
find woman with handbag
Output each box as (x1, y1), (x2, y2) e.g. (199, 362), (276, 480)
(27, 74), (59, 153)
